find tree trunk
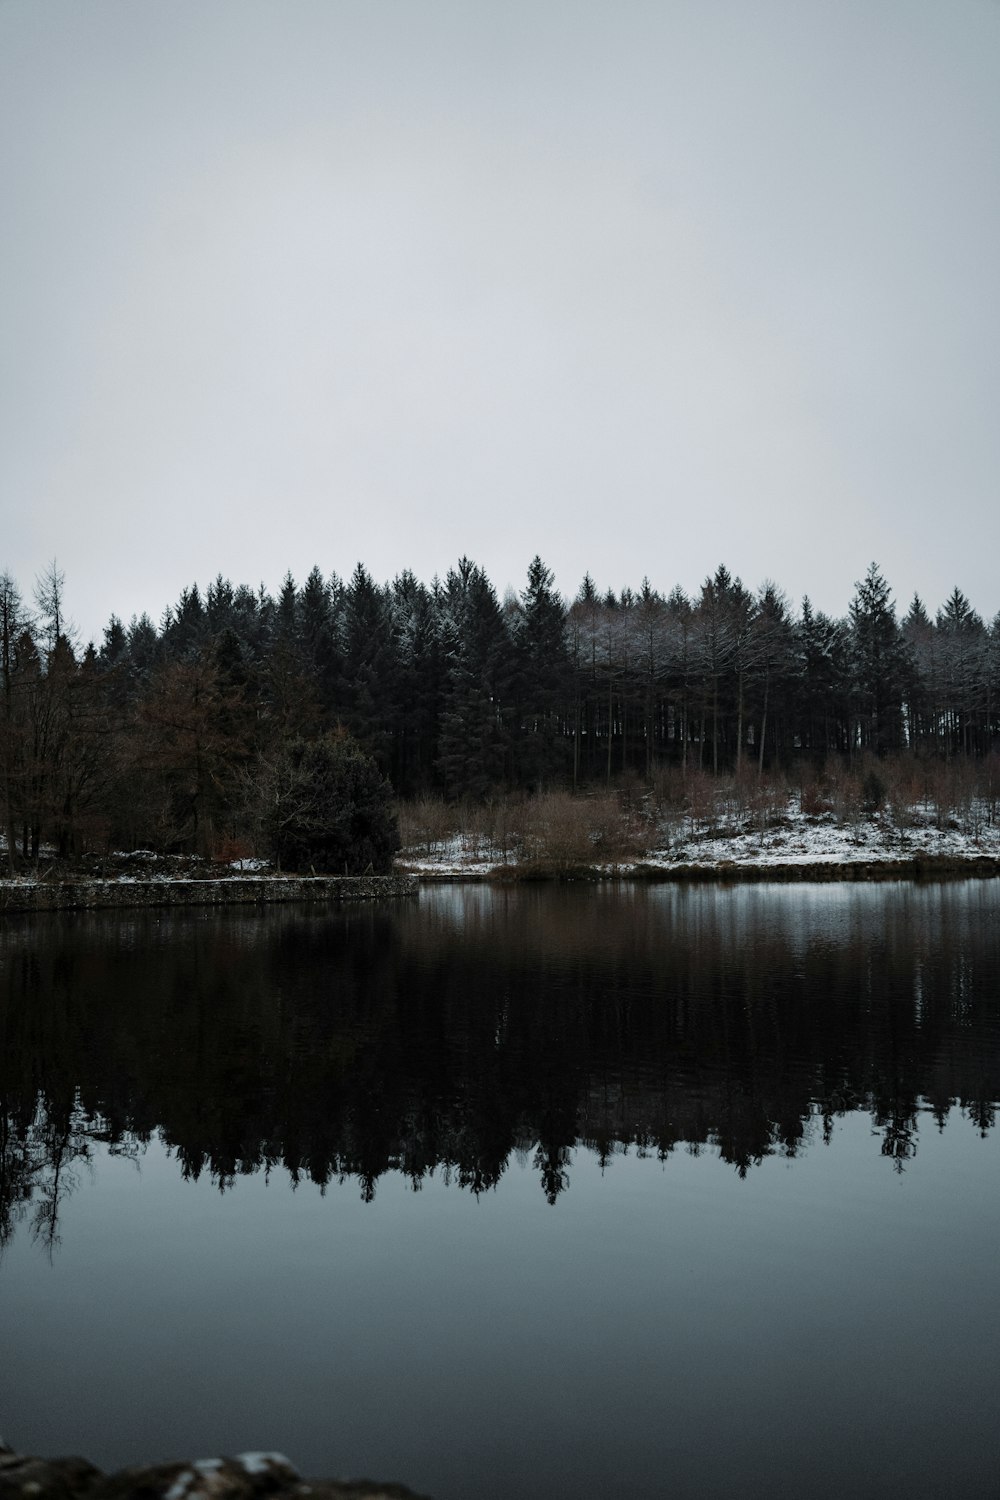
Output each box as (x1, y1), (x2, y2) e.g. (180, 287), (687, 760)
(606, 676), (613, 787)
(758, 665), (770, 776)
(736, 670), (744, 773)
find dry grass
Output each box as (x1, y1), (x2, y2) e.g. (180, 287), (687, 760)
(395, 794), (459, 856)
(398, 789), (653, 869)
(397, 753), (1000, 870)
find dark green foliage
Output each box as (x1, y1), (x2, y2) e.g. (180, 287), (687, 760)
(263, 733), (400, 874)
(99, 615), (127, 668)
(795, 597), (851, 756)
(164, 583), (208, 658)
(511, 556), (571, 789)
(849, 563), (908, 753)
(341, 563), (400, 767)
(436, 559), (510, 798)
(297, 565), (342, 709)
(394, 571), (444, 793)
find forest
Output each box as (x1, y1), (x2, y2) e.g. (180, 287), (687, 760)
(0, 556), (998, 867)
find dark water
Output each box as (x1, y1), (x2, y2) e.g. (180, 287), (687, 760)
(2, 882), (999, 1499)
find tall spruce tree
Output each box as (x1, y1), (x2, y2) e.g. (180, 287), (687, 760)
(511, 557), (570, 790)
(392, 570), (444, 795)
(848, 564), (907, 754)
(341, 563), (400, 770)
(436, 559), (510, 800)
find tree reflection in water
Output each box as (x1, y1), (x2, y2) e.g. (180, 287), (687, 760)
(2, 882), (998, 1247)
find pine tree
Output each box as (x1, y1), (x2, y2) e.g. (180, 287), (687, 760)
(794, 598), (850, 756)
(749, 582), (793, 771)
(164, 584), (208, 659)
(297, 566), (342, 710)
(341, 564), (400, 770)
(435, 560), (510, 799)
(848, 564), (907, 753)
(936, 587), (987, 754)
(511, 557), (570, 790)
(392, 571), (444, 795)
(694, 565), (739, 773)
(262, 733), (399, 874)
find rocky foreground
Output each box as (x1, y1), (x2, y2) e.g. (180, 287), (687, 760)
(0, 1447), (429, 1500)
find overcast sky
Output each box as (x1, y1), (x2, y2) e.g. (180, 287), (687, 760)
(2, 0), (998, 644)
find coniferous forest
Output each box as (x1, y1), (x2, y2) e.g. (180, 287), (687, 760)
(1, 556), (998, 866)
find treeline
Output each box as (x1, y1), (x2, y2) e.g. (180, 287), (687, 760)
(1, 557), (998, 863)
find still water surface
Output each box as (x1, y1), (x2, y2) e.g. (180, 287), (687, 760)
(1, 882), (999, 1499)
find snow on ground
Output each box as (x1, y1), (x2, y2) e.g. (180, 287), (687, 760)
(0, 849), (275, 887)
(397, 797), (1000, 877)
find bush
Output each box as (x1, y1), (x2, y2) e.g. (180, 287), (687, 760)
(396, 794), (456, 856)
(263, 734), (400, 874)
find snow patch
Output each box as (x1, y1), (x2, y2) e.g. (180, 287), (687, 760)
(164, 1470), (195, 1500)
(236, 1452), (295, 1476)
(397, 794), (1000, 877)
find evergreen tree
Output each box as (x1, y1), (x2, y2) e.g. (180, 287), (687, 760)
(694, 565), (739, 773)
(749, 582), (793, 771)
(511, 557), (570, 790)
(99, 615), (128, 669)
(163, 583), (208, 659)
(206, 575), (236, 635)
(848, 564), (907, 753)
(635, 579), (667, 778)
(297, 565), (342, 710)
(936, 587), (987, 754)
(276, 572), (298, 639)
(794, 598), (850, 757)
(902, 595), (936, 749)
(126, 614), (161, 683)
(393, 571), (444, 795)
(567, 573), (604, 784)
(436, 559), (511, 800)
(341, 563), (400, 769)
(663, 585), (695, 769)
(262, 732), (399, 874)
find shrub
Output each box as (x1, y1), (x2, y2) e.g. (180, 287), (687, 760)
(396, 794), (455, 856)
(862, 766), (886, 814)
(262, 734), (400, 874)
(799, 780), (833, 817)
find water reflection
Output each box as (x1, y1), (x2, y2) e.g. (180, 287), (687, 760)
(2, 881), (998, 1250)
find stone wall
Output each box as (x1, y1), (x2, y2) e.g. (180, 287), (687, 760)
(0, 874), (417, 915)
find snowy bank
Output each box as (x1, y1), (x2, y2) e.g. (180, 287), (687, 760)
(397, 796), (1000, 882)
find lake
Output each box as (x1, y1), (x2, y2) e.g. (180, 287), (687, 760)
(2, 881), (999, 1499)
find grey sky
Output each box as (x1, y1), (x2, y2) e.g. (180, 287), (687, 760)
(2, 0), (998, 644)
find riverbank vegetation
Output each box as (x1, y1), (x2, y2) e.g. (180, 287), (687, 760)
(395, 756), (1000, 876)
(1, 558), (998, 872)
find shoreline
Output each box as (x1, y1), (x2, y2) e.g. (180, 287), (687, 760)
(0, 873), (417, 915)
(397, 800), (1000, 886)
(402, 854), (1000, 884)
(2, 856), (998, 913)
